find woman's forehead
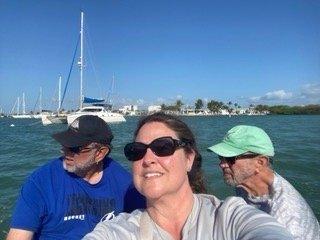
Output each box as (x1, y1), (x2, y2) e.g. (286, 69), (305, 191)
(136, 122), (178, 141)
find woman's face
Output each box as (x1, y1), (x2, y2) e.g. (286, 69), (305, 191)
(132, 122), (195, 201)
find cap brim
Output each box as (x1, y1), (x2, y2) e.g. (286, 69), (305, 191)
(207, 142), (246, 157)
(52, 129), (91, 147)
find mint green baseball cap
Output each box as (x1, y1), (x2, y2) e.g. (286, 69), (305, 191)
(207, 125), (274, 157)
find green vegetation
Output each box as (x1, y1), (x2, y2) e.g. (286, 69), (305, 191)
(161, 98), (320, 115)
(207, 100), (224, 114)
(161, 100), (184, 112)
(195, 99), (204, 112)
(254, 104), (320, 115)
(175, 100), (183, 111)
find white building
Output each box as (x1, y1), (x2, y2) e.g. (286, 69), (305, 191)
(148, 105), (162, 113)
(119, 105), (138, 115)
(220, 109), (230, 115)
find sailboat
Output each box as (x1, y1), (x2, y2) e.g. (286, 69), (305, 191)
(41, 76), (68, 125)
(0, 107), (5, 118)
(41, 112), (67, 125)
(67, 11), (126, 125)
(32, 87), (43, 119)
(11, 93), (32, 118)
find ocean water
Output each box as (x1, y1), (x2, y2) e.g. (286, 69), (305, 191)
(0, 115), (319, 238)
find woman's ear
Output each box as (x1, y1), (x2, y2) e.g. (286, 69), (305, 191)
(186, 150), (196, 172)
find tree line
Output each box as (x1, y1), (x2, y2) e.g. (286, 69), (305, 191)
(254, 104), (320, 115)
(161, 99), (242, 114)
(160, 99), (320, 115)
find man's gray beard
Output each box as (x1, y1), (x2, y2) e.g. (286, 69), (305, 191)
(223, 168), (255, 187)
(224, 175), (238, 187)
(63, 158), (96, 178)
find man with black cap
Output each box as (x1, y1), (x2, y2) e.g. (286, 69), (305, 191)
(7, 115), (145, 240)
(208, 125), (319, 240)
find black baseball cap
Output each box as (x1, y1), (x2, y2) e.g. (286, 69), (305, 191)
(52, 115), (114, 147)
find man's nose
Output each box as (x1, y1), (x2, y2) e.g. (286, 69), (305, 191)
(219, 159), (229, 169)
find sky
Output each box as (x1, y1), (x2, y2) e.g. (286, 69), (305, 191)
(1, 0), (320, 113)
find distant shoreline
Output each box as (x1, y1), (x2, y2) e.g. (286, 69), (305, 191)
(2, 104), (319, 118)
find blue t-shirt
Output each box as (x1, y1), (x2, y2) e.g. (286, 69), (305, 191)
(10, 157), (145, 239)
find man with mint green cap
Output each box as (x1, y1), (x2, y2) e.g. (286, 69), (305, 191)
(208, 125), (320, 240)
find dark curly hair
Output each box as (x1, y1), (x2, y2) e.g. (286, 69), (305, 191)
(133, 112), (207, 194)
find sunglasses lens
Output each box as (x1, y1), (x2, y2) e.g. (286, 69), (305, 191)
(226, 157), (236, 164)
(124, 137), (185, 162)
(69, 146), (81, 154)
(150, 138), (176, 157)
(124, 142), (147, 161)
(219, 156), (236, 164)
(61, 146), (81, 154)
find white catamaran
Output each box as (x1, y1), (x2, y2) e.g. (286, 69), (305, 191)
(67, 11), (126, 125)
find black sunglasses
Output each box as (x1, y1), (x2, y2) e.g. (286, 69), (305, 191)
(124, 136), (188, 162)
(61, 145), (95, 154)
(219, 153), (259, 165)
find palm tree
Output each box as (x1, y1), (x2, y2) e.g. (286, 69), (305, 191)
(195, 99), (203, 112)
(227, 101), (233, 114)
(175, 100), (183, 112)
(207, 100), (223, 114)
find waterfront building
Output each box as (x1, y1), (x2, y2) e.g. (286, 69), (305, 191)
(147, 105), (161, 113)
(119, 105), (138, 116)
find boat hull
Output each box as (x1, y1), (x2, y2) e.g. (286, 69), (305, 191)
(11, 114), (32, 119)
(41, 115), (68, 125)
(67, 112), (126, 125)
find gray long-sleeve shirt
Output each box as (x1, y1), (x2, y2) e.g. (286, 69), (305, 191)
(236, 172), (320, 240)
(83, 194), (293, 240)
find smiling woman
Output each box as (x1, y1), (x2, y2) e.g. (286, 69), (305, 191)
(131, 121), (196, 202)
(83, 112), (294, 240)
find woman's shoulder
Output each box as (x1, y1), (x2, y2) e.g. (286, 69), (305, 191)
(196, 193), (247, 207)
(195, 194), (251, 221)
(195, 194), (293, 239)
(83, 209), (143, 240)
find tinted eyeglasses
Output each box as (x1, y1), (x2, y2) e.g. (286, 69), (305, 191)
(219, 153), (259, 165)
(60, 145), (96, 155)
(124, 136), (189, 162)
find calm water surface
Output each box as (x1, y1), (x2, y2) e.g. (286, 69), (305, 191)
(0, 115), (319, 238)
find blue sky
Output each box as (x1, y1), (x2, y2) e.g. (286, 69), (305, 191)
(1, 0), (319, 113)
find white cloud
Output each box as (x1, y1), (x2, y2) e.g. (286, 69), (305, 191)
(263, 90), (293, 100)
(300, 83), (320, 99)
(249, 96), (261, 102)
(176, 94), (183, 100)
(249, 90), (293, 103)
(247, 83), (320, 105)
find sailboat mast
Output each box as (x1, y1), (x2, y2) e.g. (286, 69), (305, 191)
(39, 87), (42, 113)
(17, 96), (20, 115)
(10, 98), (18, 115)
(22, 92), (26, 114)
(111, 74), (115, 105)
(58, 75), (62, 112)
(79, 11), (84, 109)
(112, 74), (115, 94)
